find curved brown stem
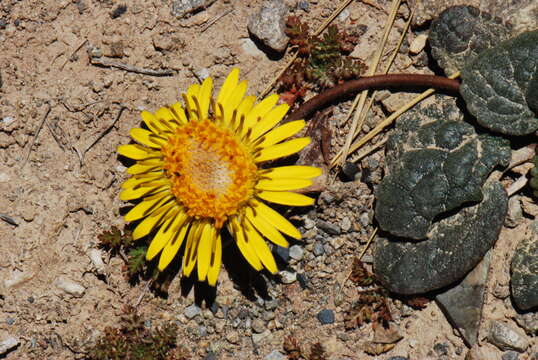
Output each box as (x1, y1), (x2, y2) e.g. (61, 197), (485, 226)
(286, 74), (461, 121)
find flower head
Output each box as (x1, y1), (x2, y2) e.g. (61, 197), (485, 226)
(118, 69), (321, 286)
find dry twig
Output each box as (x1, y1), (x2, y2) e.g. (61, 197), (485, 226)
(22, 103), (52, 168)
(90, 57), (175, 76)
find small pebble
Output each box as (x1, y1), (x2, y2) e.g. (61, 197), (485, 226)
(316, 309), (335, 325)
(87, 248), (106, 275)
(303, 217), (316, 230)
(226, 330), (240, 344)
(388, 357), (408, 360)
(320, 192), (335, 204)
(340, 216), (352, 233)
(279, 270), (297, 284)
(265, 349), (287, 360)
(297, 273), (309, 289)
(54, 277), (85, 297)
(316, 220), (341, 235)
(313, 241), (325, 256)
(409, 33), (428, 54)
(289, 245), (304, 261)
(251, 318), (265, 334)
(274, 246), (290, 262)
(247, 0), (290, 53)
(204, 351), (217, 360)
(184, 304), (201, 319)
(171, 0), (216, 18)
(1, 117), (15, 126)
(264, 299), (279, 311)
(501, 351), (520, 360)
(488, 320), (529, 352)
(6, 318), (14, 325)
(297, 1), (309, 11)
(433, 342), (449, 356)
(110, 4), (127, 19)
(252, 329), (272, 344)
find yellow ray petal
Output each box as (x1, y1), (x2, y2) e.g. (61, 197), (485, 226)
(207, 233), (222, 286)
(127, 159), (163, 175)
(245, 94), (279, 130)
(117, 144), (160, 161)
(146, 212), (188, 260)
(255, 137), (311, 163)
(198, 77), (213, 119)
(222, 80), (248, 125)
(257, 190), (314, 207)
(132, 202), (177, 240)
(245, 207), (289, 248)
(158, 221), (189, 271)
(230, 217), (262, 271)
(216, 68), (240, 108)
(170, 102), (188, 125)
(255, 178), (312, 191)
(236, 95), (256, 121)
(124, 194), (173, 222)
(257, 120), (305, 148)
(183, 222), (203, 277)
(140, 110), (161, 134)
(154, 108), (176, 133)
(251, 103), (289, 140)
(197, 223), (216, 282)
(130, 128), (167, 148)
(119, 184), (168, 201)
(251, 200), (301, 239)
(121, 172), (163, 189)
(243, 220), (278, 274)
(262, 165), (322, 180)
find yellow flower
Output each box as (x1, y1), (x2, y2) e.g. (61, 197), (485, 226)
(117, 69), (321, 286)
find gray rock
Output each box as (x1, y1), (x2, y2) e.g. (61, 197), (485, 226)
(511, 232), (538, 310)
(374, 180), (507, 294)
(264, 299), (279, 311)
(317, 220), (341, 235)
(247, 0), (289, 53)
(279, 270), (297, 284)
(514, 312), (538, 335)
(289, 245), (304, 261)
(340, 216), (352, 233)
(505, 196), (523, 228)
(171, 0), (216, 18)
(252, 329), (272, 344)
(436, 251), (491, 346)
(251, 318), (265, 334)
(501, 351), (520, 360)
(316, 309), (335, 324)
(265, 350), (286, 360)
(313, 241), (325, 256)
(184, 304), (201, 319)
(274, 245), (289, 262)
(488, 320), (529, 352)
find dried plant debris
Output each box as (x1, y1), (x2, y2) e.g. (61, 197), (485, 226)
(283, 335), (327, 360)
(530, 155), (538, 198)
(375, 96), (510, 239)
(345, 258), (392, 330)
(374, 180), (508, 294)
(98, 226), (133, 253)
(279, 16), (366, 105)
(460, 29), (538, 135)
(87, 306), (189, 360)
(429, 5), (511, 75)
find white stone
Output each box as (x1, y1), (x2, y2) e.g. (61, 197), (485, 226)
(279, 270), (297, 284)
(409, 33), (428, 54)
(0, 336), (19, 355)
(4, 270), (34, 289)
(87, 249), (106, 274)
(54, 277), (85, 297)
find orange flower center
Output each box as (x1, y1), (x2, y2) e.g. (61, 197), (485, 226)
(162, 119), (257, 228)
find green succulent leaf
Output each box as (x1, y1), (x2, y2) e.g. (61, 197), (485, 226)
(460, 29), (538, 135)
